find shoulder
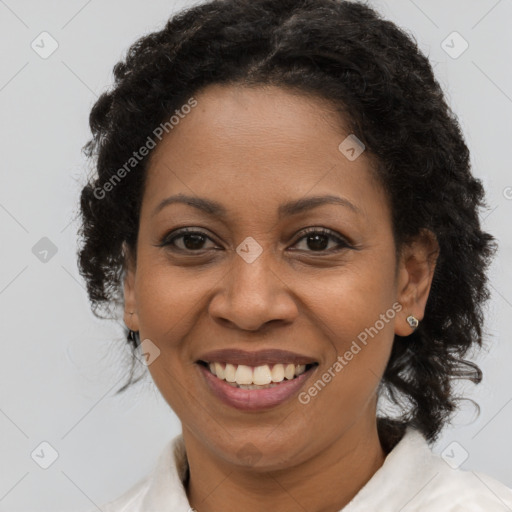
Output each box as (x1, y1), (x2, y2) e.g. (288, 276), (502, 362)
(345, 427), (512, 511)
(85, 434), (190, 512)
(395, 429), (512, 511)
(84, 474), (150, 512)
(419, 467), (512, 511)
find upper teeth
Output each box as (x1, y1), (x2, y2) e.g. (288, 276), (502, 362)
(208, 362), (308, 385)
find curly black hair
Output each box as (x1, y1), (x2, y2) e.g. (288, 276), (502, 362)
(77, 0), (498, 444)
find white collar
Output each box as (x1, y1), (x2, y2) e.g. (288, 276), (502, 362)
(103, 426), (512, 511)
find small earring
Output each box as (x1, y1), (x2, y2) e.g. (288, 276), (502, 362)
(406, 315), (419, 330)
(128, 329), (140, 347)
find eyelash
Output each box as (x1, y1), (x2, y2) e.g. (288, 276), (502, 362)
(157, 227), (351, 254)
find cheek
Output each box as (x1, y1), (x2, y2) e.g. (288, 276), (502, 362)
(293, 255), (397, 400)
(133, 260), (203, 412)
(298, 254), (397, 347)
(298, 290), (395, 427)
(134, 257), (210, 342)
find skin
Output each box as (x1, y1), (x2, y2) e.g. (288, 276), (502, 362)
(123, 84), (439, 512)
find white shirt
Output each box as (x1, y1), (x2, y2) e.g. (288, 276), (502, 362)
(93, 427), (512, 511)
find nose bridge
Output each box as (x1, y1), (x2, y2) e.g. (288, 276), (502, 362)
(209, 244), (298, 330)
(231, 246), (277, 300)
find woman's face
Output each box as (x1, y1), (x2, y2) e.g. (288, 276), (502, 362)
(124, 84), (436, 470)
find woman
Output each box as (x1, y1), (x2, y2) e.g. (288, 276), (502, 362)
(77, 0), (512, 510)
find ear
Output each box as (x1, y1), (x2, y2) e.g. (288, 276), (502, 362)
(395, 228), (439, 336)
(122, 241), (140, 332)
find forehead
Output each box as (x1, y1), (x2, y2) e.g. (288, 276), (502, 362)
(142, 84), (387, 224)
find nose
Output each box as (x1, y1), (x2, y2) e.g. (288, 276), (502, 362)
(208, 250), (299, 332)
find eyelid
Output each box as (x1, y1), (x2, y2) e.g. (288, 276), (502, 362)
(295, 226), (349, 243)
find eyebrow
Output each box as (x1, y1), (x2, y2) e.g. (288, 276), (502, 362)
(152, 193), (362, 219)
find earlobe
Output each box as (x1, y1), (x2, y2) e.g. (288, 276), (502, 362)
(122, 241), (139, 331)
(395, 229), (439, 336)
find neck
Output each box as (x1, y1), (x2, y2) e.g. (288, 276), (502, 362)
(183, 415), (387, 512)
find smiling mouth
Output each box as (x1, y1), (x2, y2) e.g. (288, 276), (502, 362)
(197, 361), (319, 389)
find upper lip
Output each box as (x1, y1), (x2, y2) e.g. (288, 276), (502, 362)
(197, 348), (318, 367)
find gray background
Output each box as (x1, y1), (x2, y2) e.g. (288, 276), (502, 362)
(0, 0), (511, 510)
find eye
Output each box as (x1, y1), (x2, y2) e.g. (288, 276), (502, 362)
(157, 227), (351, 254)
(158, 228), (218, 252)
(291, 227), (350, 253)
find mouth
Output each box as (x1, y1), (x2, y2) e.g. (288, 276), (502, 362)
(197, 360), (319, 389)
(195, 360), (319, 411)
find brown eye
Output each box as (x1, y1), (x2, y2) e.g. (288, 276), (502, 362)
(292, 228), (350, 253)
(159, 229), (217, 252)
(157, 227), (351, 254)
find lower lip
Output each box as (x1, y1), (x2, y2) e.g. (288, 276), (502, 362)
(197, 363), (317, 411)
